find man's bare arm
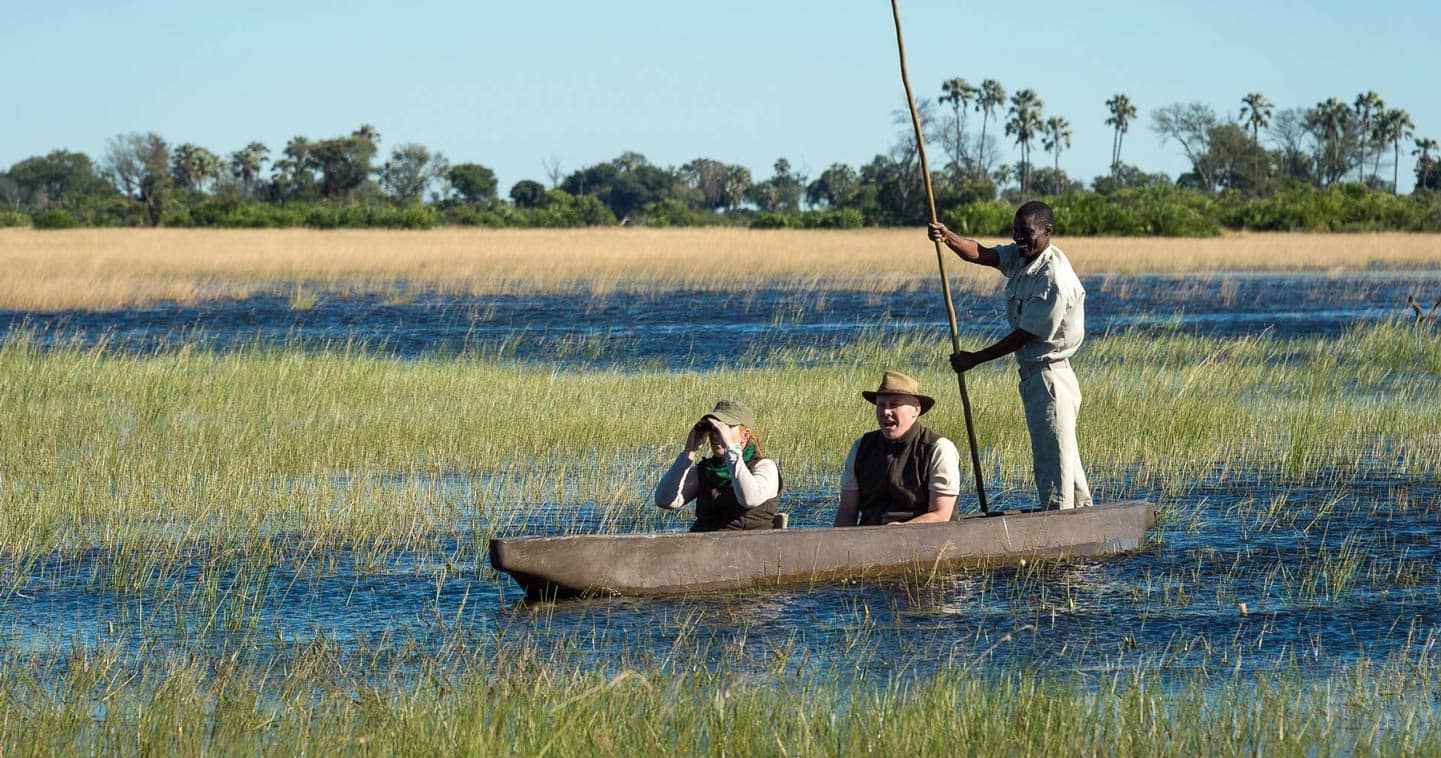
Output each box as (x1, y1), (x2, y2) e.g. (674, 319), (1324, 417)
(834, 489), (860, 527)
(904, 493), (957, 524)
(928, 223), (1001, 268)
(951, 328), (1036, 372)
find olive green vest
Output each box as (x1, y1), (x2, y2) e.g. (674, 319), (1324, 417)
(692, 456), (782, 532)
(854, 424), (947, 525)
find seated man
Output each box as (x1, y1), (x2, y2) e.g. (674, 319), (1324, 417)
(834, 371), (961, 526)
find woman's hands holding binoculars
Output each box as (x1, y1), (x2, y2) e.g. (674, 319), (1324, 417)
(685, 416), (742, 454)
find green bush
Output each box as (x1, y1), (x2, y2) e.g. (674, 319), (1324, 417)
(0, 210), (29, 228)
(748, 211), (789, 229)
(942, 200), (1014, 236)
(440, 204), (508, 228)
(1051, 192), (1146, 236)
(12, 182), (1441, 234)
(949, 186), (1222, 238)
(801, 208), (865, 229)
(1217, 184), (1441, 232)
(31, 209), (82, 229)
(516, 193), (618, 227)
(637, 198), (703, 227)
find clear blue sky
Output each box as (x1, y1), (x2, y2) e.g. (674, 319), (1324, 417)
(6, 0), (1438, 194)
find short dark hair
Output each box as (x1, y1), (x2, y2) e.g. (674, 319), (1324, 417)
(1015, 200), (1054, 228)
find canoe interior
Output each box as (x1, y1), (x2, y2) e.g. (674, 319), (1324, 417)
(490, 500), (1156, 600)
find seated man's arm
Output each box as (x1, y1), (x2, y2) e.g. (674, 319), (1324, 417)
(901, 437), (962, 523)
(834, 489), (860, 527)
(905, 493), (957, 523)
(834, 439), (862, 526)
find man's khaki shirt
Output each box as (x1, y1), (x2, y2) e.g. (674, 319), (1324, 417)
(994, 243), (1086, 369)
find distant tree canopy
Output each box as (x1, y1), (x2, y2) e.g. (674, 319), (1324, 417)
(449, 163), (498, 203)
(8, 150), (112, 208)
(2, 85), (1436, 232)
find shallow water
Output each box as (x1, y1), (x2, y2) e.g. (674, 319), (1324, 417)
(2, 270), (1439, 686)
(4, 467), (1437, 684)
(2, 271), (1436, 366)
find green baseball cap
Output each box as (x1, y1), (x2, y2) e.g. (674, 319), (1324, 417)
(703, 400), (756, 429)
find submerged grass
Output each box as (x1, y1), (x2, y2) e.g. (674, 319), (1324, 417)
(1, 228), (1439, 309)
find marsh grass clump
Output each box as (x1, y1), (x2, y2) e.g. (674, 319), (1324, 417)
(1, 320), (1439, 557)
(0, 320), (1438, 741)
(0, 645), (1437, 754)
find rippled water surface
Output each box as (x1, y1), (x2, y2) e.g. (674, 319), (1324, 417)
(4, 271), (1437, 366)
(6, 471), (1438, 682)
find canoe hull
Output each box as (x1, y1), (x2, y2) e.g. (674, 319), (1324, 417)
(489, 500), (1156, 599)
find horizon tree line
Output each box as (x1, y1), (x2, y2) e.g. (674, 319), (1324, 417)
(2, 82), (1437, 228)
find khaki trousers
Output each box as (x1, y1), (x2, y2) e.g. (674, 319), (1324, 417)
(1018, 362), (1092, 510)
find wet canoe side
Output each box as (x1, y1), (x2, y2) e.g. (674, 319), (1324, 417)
(489, 500), (1156, 598)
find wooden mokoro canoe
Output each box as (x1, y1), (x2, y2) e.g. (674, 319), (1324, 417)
(489, 500), (1156, 599)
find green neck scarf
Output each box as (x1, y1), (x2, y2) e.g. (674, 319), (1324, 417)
(697, 443), (756, 488)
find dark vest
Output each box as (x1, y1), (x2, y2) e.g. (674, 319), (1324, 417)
(691, 455), (782, 532)
(854, 423), (948, 525)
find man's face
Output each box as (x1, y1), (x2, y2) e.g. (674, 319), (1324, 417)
(1012, 214), (1052, 257)
(874, 394), (921, 440)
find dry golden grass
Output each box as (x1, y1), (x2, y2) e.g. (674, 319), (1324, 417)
(2, 227), (1439, 310)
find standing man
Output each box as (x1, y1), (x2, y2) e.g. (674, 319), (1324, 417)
(927, 200), (1093, 510)
(834, 371), (961, 526)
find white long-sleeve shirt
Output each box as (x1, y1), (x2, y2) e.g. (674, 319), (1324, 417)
(653, 449), (780, 510)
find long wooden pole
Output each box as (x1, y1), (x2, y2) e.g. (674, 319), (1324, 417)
(889, 0), (988, 513)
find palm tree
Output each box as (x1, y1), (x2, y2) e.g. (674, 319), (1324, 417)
(1416, 137), (1441, 192)
(1239, 93), (1273, 188)
(1104, 93), (1137, 178)
(1375, 109), (1414, 193)
(1416, 137), (1440, 164)
(991, 163), (1013, 193)
(1005, 89), (1044, 195)
(1239, 93), (1273, 145)
(975, 79), (1007, 178)
(228, 142), (270, 196)
(170, 143), (223, 194)
(1307, 98), (1351, 185)
(939, 77), (978, 177)
(1042, 116), (1071, 195)
(1352, 91), (1384, 182)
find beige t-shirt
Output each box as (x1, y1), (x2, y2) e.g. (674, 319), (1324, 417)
(994, 243), (1086, 368)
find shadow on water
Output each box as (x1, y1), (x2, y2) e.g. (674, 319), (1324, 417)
(4, 466), (1437, 685)
(2, 271), (1437, 367)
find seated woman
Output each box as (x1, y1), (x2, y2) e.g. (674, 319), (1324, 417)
(652, 400), (782, 531)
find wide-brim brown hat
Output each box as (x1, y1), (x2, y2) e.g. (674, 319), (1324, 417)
(861, 370), (935, 415)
